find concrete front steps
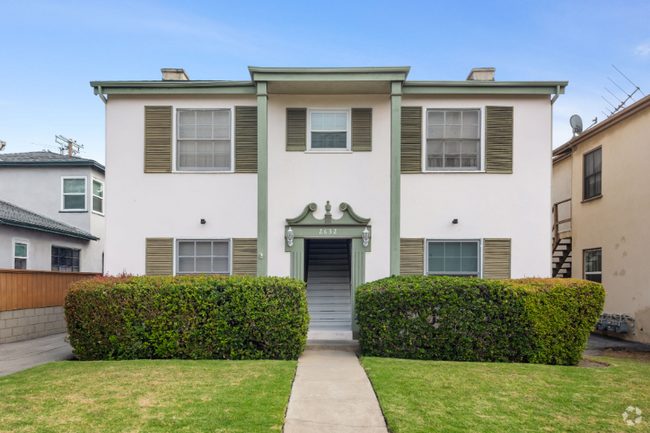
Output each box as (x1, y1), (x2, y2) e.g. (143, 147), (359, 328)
(306, 339), (360, 355)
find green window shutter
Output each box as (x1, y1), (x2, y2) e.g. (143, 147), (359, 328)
(483, 238), (511, 279)
(485, 106), (514, 174)
(144, 106), (172, 173)
(286, 108), (307, 151)
(351, 108), (372, 151)
(146, 238), (173, 275)
(235, 106), (258, 173)
(401, 107), (422, 174)
(232, 238), (257, 276)
(400, 238), (424, 276)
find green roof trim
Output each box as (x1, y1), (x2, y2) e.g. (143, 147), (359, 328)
(403, 81), (568, 95)
(91, 80), (257, 95)
(248, 66), (411, 82)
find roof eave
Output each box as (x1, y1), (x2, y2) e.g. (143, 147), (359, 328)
(0, 220), (99, 241)
(247, 66), (411, 82)
(403, 81), (568, 95)
(0, 160), (105, 171)
(91, 80), (257, 95)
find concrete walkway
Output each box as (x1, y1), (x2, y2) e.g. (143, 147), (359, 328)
(0, 333), (73, 377)
(284, 348), (388, 433)
(584, 332), (650, 357)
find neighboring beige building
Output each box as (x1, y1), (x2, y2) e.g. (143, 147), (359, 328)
(552, 94), (650, 344)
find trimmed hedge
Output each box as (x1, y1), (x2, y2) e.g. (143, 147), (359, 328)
(356, 276), (605, 365)
(64, 274), (309, 361)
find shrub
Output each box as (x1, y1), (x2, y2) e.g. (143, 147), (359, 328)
(356, 276), (605, 365)
(65, 274), (309, 361)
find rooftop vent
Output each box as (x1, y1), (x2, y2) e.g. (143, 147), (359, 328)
(161, 68), (190, 81)
(466, 67), (495, 81)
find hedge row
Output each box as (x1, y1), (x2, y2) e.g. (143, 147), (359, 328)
(64, 275), (309, 361)
(356, 276), (605, 365)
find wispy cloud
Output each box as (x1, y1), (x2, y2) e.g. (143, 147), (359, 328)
(634, 42), (650, 57)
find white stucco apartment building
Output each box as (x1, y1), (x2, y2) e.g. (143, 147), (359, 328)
(92, 66), (566, 338)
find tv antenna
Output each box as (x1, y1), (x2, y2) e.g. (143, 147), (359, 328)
(0, 140), (6, 151)
(601, 65), (645, 118)
(54, 135), (84, 156)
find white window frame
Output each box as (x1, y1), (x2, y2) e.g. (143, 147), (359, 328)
(425, 238), (482, 278)
(423, 107), (485, 173)
(306, 108), (352, 153)
(61, 176), (87, 211)
(13, 239), (28, 270)
(584, 248), (602, 282)
(174, 238), (232, 276)
(174, 108), (234, 173)
(92, 178), (104, 215)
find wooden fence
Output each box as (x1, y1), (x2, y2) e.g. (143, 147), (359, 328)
(0, 269), (100, 312)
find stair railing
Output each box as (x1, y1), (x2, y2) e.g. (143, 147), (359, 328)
(552, 198), (572, 250)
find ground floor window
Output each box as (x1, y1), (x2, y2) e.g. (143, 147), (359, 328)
(584, 248), (602, 283)
(14, 242), (27, 270)
(52, 246), (80, 272)
(177, 239), (230, 275)
(427, 240), (480, 277)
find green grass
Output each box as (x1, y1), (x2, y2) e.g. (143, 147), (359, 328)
(0, 359), (297, 433)
(361, 356), (650, 433)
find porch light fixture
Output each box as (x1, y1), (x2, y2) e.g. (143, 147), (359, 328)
(362, 227), (370, 247)
(201, 219), (206, 224)
(286, 227), (294, 247)
(452, 219), (458, 224)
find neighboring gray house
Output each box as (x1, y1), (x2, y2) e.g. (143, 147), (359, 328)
(0, 152), (105, 272)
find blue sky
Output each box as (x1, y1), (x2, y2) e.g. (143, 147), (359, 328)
(1, 0), (648, 164)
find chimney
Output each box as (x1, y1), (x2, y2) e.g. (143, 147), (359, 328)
(466, 67), (495, 81)
(161, 68), (190, 81)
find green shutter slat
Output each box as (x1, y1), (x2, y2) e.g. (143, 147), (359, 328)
(235, 106), (258, 173)
(485, 106), (514, 174)
(232, 238), (257, 276)
(146, 238), (173, 275)
(144, 106), (172, 173)
(401, 107), (422, 174)
(351, 108), (372, 151)
(483, 238), (511, 279)
(286, 108), (307, 151)
(400, 238), (424, 276)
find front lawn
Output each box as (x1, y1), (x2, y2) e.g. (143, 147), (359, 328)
(0, 359), (296, 432)
(361, 356), (650, 432)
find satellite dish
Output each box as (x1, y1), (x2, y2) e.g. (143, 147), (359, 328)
(570, 115), (583, 137)
(0, 140), (6, 151)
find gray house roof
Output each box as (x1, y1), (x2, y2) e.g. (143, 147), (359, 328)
(0, 151), (105, 172)
(0, 200), (99, 241)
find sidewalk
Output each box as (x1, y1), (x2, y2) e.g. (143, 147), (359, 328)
(0, 333), (73, 377)
(284, 348), (388, 433)
(584, 332), (650, 357)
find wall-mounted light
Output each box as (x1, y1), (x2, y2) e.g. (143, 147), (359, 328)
(362, 227), (370, 247)
(286, 227), (294, 247)
(452, 219), (459, 224)
(200, 219), (206, 224)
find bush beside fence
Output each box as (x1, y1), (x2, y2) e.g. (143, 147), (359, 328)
(64, 274), (309, 361)
(356, 276), (605, 365)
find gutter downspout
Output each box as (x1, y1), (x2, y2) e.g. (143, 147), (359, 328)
(551, 85), (561, 105)
(97, 86), (108, 104)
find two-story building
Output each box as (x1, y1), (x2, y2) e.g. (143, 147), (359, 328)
(92, 66), (566, 339)
(0, 152), (105, 273)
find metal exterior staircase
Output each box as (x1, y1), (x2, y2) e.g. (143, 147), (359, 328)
(552, 198), (572, 278)
(305, 239), (352, 337)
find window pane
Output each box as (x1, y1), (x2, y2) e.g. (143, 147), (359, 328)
(428, 111), (445, 125)
(585, 250), (601, 273)
(179, 257), (194, 273)
(196, 111), (212, 124)
(446, 111), (461, 125)
(63, 179), (85, 193)
(179, 111), (195, 125)
(445, 242), (461, 257)
(463, 110), (479, 125)
(213, 111), (230, 139)
(585, 274), (602, 283)
(462, 125), (479, 139)
(213, 242), (228, 256)
(213, 257), (229, 273)
(214, 141), (231, 169)
(196, 257), (211, 273)
(14, 258), (27, 270)
(311, 112), (347, 131)
(64, 195), (85, 210)
(93, 180), (103, 198)
(445, 257), (461, 272)
(93, 196), (103, 213)
(461, 257), (478, 272)
(428, 241), (479, 275)
(197, 125), (213, 139)
(179, 242), (194, 256)
(593, 148), (602, 173)
(15, 243), (27, 258)
(179, 124), (196, 139)
(445, 124), (462, 139)
(584, 152), (594, 176)
(311, 132), (347, 149)
(196, 242), (212, 256)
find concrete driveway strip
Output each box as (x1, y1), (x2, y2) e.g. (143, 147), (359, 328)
(0, 333), (73, 377)
(284, 349), (388, 433)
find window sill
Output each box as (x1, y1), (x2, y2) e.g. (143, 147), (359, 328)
(421, 170), (485, 174)
(304, 150), (353, 154)
(92, 211), (105, 217)
(60, 210), (88, 213)
(172, 170), (236, 174)
(581, 195), (603, 204)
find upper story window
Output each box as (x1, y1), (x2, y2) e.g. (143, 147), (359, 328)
(14, 242), (27, 270)
(62, 177), (87, 211)
(583, 147), (602, 200)
(177, 109), (231, 171)
(177, 239), (230, 275)
(92, 179), (104, 214)
(426, 109), (480, 171)
(307, 109), (351, 151)
(427, 240), (480, 277)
